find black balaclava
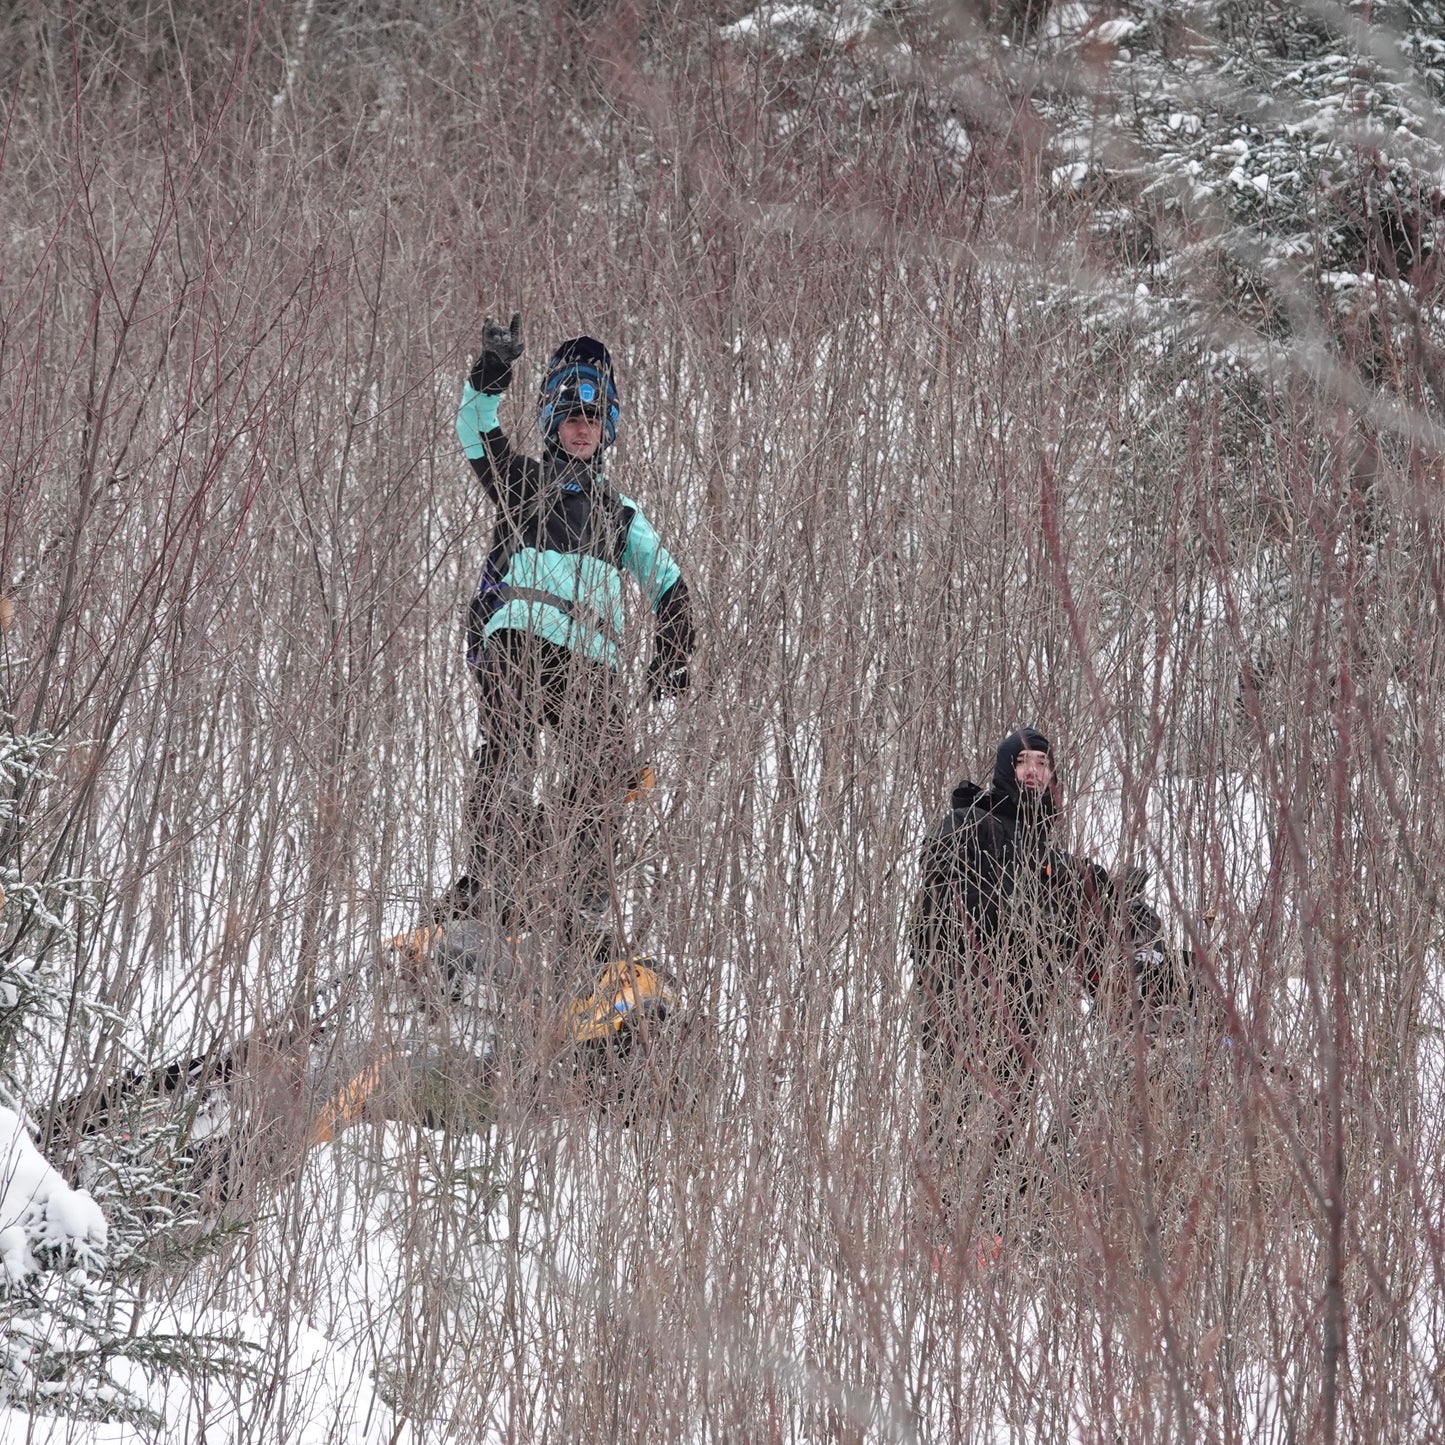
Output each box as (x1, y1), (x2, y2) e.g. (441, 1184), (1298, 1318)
(991, 726), (1056, 819)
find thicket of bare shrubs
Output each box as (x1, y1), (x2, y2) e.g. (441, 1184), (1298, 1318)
(2, 0), (1443, 1439)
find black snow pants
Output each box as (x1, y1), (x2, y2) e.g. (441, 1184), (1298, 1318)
(451, 630), (632, 951)
(918, 938), (1051, 1155)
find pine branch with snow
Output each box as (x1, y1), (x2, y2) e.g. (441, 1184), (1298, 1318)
(0, 728), (254, 1427)
(1036, 1), (1445, 388)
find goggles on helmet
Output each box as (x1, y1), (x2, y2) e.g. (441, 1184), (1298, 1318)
(539, 361), (620, 448)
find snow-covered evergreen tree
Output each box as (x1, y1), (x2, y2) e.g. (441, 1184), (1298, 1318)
(719, 0), (1444, 380)
(1034, 3), (1445, 384)
(1, 729), (252, 1426)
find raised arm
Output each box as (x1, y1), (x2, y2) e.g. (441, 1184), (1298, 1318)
(456, 313), (537, 514)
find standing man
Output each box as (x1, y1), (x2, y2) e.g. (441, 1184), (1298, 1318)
(911, 727), (1175, 1236)
(446, 314), (693, 959)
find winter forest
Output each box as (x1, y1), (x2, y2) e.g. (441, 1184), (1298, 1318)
(3, 0), (1445, 1439)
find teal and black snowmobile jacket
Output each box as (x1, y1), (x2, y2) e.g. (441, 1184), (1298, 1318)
(455, 383), (693, 678)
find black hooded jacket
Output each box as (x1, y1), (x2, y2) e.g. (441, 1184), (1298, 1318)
(911, 728), (1080, 973)
(912, 727), (1181, 1017)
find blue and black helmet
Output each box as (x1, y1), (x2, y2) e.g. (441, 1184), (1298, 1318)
(538, 335), (621, 450)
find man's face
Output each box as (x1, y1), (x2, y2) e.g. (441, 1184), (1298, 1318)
(557, 412), (604, 459)
(1014, 748), (1053, 794)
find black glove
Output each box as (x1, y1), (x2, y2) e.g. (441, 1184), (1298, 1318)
(648, 655), (689, 700)
(469, 313), (525, 394)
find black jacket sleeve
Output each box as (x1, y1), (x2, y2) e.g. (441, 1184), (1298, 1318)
(913, 812), (984, 965)
(468, 428), (540, 520)
(652, 577), (695, 669)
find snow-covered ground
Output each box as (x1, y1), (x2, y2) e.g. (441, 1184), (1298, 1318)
(0, 1314), (405, 1445)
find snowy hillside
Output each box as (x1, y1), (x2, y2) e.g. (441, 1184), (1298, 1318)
(2, 0), (1443, 1439)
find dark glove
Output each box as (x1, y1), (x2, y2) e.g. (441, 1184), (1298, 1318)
(647, 656), (689, 700)
(469, 312), (525, 394)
